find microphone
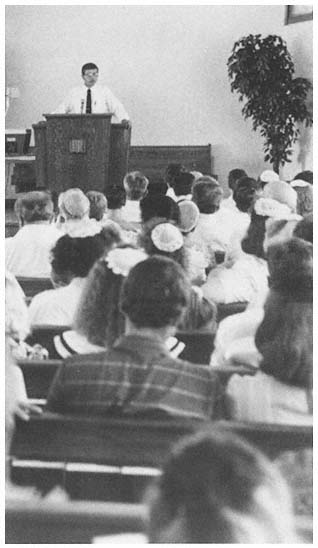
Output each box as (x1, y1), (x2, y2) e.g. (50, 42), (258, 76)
(80, 99), (84, 114)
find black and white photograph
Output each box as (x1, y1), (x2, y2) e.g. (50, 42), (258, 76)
(5, 2), (313, 544)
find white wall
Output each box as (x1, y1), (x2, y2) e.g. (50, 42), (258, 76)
(5, 5), (312, 187)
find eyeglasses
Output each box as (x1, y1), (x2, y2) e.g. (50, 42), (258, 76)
(83, 71), (98, 78)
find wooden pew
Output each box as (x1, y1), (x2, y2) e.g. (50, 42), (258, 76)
(5, 499), (146, 544)
(10, 414), (312, 501)
(5, 499), (314, 544)
(16, 276), (53, 298)
(217, 301), (248, 323)
(128, 144), (213, 185)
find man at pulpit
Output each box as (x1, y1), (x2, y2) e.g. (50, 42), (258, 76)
(54, 62), (130, 126)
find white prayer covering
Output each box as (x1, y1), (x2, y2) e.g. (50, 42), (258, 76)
(54, 83), (129, 122)
(28, 277), (87, 327)
(227, 371), (313, 425)
(5, 224), (61, 278)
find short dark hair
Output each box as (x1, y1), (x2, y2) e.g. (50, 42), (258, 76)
(233, 177), (258, 212)
(121, 256), (191, 328)
(147, 181), (169, 196)
(147, 428), (291, 543)
(241, 209), (266, 259)
(86, 191), (107, 221)
(106, 186), (126, 209)
(256, 238), (312, 389)
(123, 171), (149, 200)
(140, 195), (180, 224)
(14, 191), (54, 223)
(293, 170), (313, 185)
(51, 233), (109, 279)
(192, 179), (222, 213)
(294, 185), (313, 216)
(293, 213), (313, 244)
(228, 168), (247, 192)
(81, 62), (98, 75)
(173, 172), (195, 197)
(165, 163), (186, 186)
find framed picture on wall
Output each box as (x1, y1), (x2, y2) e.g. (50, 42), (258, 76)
(285, 5), (313, 25)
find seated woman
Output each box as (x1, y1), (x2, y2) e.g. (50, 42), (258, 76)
(56, 188), (102, 237)
(226, 238), (312, 425)
(140, 220), (217, 332)
(28, 228), (119, 326)
(146, 428), (299, 543)
(54, 246), (148, 357)
(6, 191), (61, 278)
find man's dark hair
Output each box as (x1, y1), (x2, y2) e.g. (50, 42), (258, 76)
(233, 176), (258, 213)
(81, 62), (99, 75)
(165, 163), (186, 186)
(14, 191), (54, 224)
(192, 179), (222, 214)
(228, 168), (247, 192)
(51, 233), (108, 279)
(121, 256), (191, 328)
(106, 186), (126, 209)
(140, 195), (180, 224)
(173, 172), (195, 197)
(147, 181), (169, 196)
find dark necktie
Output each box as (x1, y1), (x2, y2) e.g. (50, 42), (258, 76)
(86, 89), (92, 113)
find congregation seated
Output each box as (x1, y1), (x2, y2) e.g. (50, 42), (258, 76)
(220, 167), (246, 210)
(28, 230), (118, 326)
(210, 212), (307, 368)
(140, 220), (217, 331)
(226, 238), (312, 424)
(56, 187), (103, 237)
(202, 194), (268, 306)
(47, 256), (223, 419)
(6, 191), (61, 278)
(145, 428), (300, 543)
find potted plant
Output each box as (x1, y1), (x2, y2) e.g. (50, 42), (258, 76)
(227, 34), (312, 173)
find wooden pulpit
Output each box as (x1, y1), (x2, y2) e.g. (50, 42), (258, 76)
(33, 114), (131, 195)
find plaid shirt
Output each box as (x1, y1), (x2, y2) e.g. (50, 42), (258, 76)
(47, 334), (222, 419)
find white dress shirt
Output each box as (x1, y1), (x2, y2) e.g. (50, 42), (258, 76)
(202, 253), (269, 305)
(6, 223), (61, 278)
(54, 83), (129, 122)
(227, 371), (313, 425)
(120, 200), (142, 224)
(28, 277), (87, 327)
